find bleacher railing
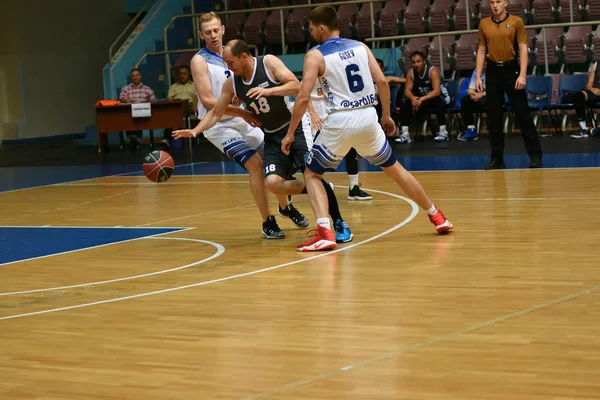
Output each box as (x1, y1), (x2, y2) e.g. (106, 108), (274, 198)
(366, 19), (600, 76)
(158, 0), (590, 80)
(109, 0), (158, 62)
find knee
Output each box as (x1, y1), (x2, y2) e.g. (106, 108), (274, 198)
(575, 91), (586, 103)
(243, 154), (263, 175)
(265, 175), (282, 193)
(303, 168), (321, 182)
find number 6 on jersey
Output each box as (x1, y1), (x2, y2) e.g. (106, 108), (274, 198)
(345, 64), (364, 93)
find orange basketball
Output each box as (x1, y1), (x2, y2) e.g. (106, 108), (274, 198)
(142, 151), (175, 183)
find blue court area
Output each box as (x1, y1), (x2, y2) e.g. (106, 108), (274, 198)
(0, 227), (183, 265)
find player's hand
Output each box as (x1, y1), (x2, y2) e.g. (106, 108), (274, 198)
(591, 88), (600, 96)
(172, 129), (198, 139)
(281, 133), (294, 156)
(381, 116), (396, 136)
(515, 75), (526, 90)
(411, 97), (421, 108)
(476, 78), (484, 93)
(231, 96), (243, 107)
(309, 112), (324, 132)
(241, 110), (262, 128)
(247, 87), (271, 99)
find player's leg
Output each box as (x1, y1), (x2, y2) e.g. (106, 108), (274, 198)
(262, 135), (310, 228)
(241, 125), (293, 210)
(345, 147), (372, 201)
(354, 108), (453, 234)
(298, 117), (350, 251)
(204, 126), (284, 239)
(294, 114), (352, 243)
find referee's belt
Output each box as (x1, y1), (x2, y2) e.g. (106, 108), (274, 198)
(486, 59), (516, 67)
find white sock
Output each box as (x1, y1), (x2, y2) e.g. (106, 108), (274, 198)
(317, 218), (331, 230)
(348, 174), (359, 188)
(439, 125), (447, 135)
(467, 124), (476, 130)
(426, 205), (437, 215)
(401, 126), (409, 135)
(579, 120), (587, 130)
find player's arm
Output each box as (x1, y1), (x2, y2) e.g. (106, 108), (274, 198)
(404, 69), (415, 101)
(282, 50), (321, 155)
(172, 78), (235, 139)
(420, 67), (442, 101)
(191, 54), (255, 118)
(475, 26), (486, 92)
(247, 55), (301, 99)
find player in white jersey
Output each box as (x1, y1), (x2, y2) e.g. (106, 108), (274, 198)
(192, 12), (309, 239)
(282, 5), (453, 252)
(309, 81), (372, 201)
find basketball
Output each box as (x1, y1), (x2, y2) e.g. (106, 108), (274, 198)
(142, 150), (175, 183)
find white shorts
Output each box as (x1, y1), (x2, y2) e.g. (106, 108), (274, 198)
(203, 117), (265, 166)
(307, 107), (396, 174)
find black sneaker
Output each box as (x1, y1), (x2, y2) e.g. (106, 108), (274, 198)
(262, 215), (285, 239)
(484, 158), (506, 170)
(529, 157), (543, 168)
(348, 184), (372, 201)
(278, 203), (310, 228)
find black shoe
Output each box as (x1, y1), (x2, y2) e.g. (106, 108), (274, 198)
(262, 215), (285, 239)
(348, 184), (372, 201)
(278, 203), (310, 228)
(529, 157), (543, 168)
(484, 158), (506, 170)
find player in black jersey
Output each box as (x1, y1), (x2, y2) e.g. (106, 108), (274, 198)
(173, 39), (353, 245)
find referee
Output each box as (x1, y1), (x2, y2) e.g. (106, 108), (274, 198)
(476, 0), (543, 169)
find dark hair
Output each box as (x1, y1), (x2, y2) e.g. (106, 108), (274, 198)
(130, 68), (141, 74)
(376, 58), (384, 66)
(178, 65), (191, 73)
(308, 5), (338, 30)
(410, 51), (426, 61)
(225, 39), (251, 57)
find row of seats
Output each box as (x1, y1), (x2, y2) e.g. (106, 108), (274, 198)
(220, 0), (599, 49)
(400, 24), (600, 76)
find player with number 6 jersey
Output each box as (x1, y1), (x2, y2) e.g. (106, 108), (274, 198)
(181, 12), (308, 240)
(283, 5), (453, 251)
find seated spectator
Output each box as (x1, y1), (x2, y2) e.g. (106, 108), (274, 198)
(374, 58), (405, 121)
(163, 65), (197, 147)
(396, 51), (450, 143)
(562, 61), (600, 139)
(119, 68), (157, 149)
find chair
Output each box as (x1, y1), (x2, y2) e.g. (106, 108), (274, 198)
(526, 75), (557, 136)
(549, 73), (588, 134)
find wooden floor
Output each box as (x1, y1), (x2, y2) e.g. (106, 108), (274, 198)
(1, 169), (600, 399)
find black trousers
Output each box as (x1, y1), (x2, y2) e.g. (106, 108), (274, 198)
(461, 96), (488, 126)
(562, 90), (600, 122)
(486, 63), (542, 160)
(399, 96), (447, 127)
(345, 148), (358, 175)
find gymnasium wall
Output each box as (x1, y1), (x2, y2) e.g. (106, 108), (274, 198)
(0, 0), (130, 141)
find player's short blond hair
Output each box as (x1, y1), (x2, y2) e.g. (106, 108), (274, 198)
(198, 12), (222, 30)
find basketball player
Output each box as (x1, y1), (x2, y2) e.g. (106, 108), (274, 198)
(190, 12), (309, 239)
(282, 5), (453, 252)
(173, 39), (353, 244)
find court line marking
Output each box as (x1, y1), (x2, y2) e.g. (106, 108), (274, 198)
(0, 237), (225, 296)
(61, 181), (251, 186)
(0, 188), (420, 321)
(243, 285), (600, 400)
(0, 227), (192, 268)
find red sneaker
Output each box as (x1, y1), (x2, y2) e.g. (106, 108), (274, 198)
(296, 226), (337, 252)
(428, 207), (453, 234)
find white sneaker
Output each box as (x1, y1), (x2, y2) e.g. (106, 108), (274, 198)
(434, 133), (449, 142)
(395, 134), (412, 143)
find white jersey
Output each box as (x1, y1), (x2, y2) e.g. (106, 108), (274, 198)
(310, 80), (328, 121)
(196, 47), (238, 122)
(315, 38), (377, 114)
